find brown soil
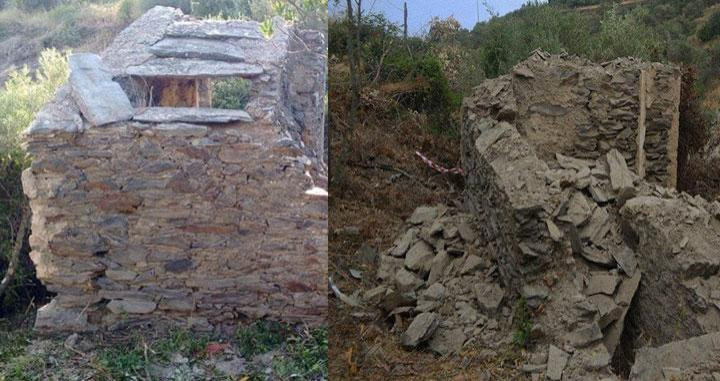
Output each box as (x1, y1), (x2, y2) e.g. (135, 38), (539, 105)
(327, 62), (524, 379)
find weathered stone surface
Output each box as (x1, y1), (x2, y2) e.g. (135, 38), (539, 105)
(475, 283), (504, 312)
(585, 272), (620, 296)
(630, 332), (720, 381)
(133, 107), (252, 124)
(401, 312), (439, 347)
(408, 206), (438, 225)
(24, 7), (327, 332)
(404, 241), (434, 274)
(547, 345), (569, 380)
(126, 58), (263, 78)
(165, 20), (264, 40)
(428, 327), (466, 356)
(107, 299), (157, 314)
(606, 149), (634, 193)
(149, 38), (245, 62)
(68, 53), (134, 126)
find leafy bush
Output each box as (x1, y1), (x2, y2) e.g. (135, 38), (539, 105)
(698, 10), (720, 42)
(0, 49), (68, 310)
(137, 0), (191, 14)
(593, 5), (662, 61)
(8, 0), (57, 11)
(212, 78), (251, 109)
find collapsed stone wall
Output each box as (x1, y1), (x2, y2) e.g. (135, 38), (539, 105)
(465, 50), (681, 188)
(373, 51), (720, 379)
(22, 7), (327, 331)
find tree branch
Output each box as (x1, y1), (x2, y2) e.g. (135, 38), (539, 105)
(0, 203), (29, 300)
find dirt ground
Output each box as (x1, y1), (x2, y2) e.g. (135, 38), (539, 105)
(327, 65), (526, 379)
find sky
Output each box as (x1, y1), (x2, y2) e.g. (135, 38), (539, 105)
(330, 0), (534, 35)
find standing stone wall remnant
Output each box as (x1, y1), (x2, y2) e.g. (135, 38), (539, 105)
(22, 6), (327, 332)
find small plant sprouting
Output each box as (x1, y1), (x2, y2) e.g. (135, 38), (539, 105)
(512, 298), (533, 348)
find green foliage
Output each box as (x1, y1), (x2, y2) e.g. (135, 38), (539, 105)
(0, 48), (69, 165)
(472, 2), (593, 78)
(698, 10), (720, 42)
(512, 298), (533, 348)
(97, 329), (216, 379)
(118, 0), (136, 22)
(594, 5), (662, 61)
(0, 49), (68, 310)
(259, 18), (274, 38)
(272, 328), (328, 380)
(236, 320), (289, 358)
(213, 78), (251, 110)
(8, 0), (57, 11)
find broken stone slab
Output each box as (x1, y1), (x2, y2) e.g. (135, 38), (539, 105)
(391, 228), (417, 257)
(427, 250), (450, 285)
(606, 149), (634, 193)
(580, 207), (610, 244)
(612, 246), (638, 277)
(546, 219), (563, 242)
(395, 268), (423, 291)
(588, 294), (623, 329)
(566, 321), (603, 348)
(125, 58), (263, 78)
(457, 220), (476, 242)
(556, 153), (594, 172)
(475, 283), (504, 313)
(460, 254), (487, 275)
(630, 332), (720, 381)
(428, 327), (466, 356)
(615, 271), (641, 306)
(133, 107), (252, 124)
(404, 241), (434, 274)
(547, 345), (570, 380)
(34, 299), (96, 332)
(165, 20), (264, 40)
(149, 37), (246, 62)
(68, 53), (134, 126)
(585, 272), (620, 296)
(26, 86), (84, 135)
(558, 192), (593, 227)
(107, 299), (157, 314)
(408, 206), (438, 225)
(401, 312), (439, 347)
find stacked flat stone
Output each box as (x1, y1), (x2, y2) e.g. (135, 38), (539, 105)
(22, 6), (327, 332)
(466, 50), (681, 189)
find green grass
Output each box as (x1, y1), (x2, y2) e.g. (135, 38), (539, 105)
(236, 319), (290, 358)
(512, 298), (533, 349)
(95, 329), (216, 379)
(272, 328), (328, 380)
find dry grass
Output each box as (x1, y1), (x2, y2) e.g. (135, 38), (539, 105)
(328, 61), (524, 379)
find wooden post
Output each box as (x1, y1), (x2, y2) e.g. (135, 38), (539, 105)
(403, 1), (408, 39)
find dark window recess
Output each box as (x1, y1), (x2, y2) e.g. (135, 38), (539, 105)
(116, 76), (251, 110)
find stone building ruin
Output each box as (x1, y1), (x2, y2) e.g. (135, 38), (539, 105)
(21, 7), (327, 331)
(375, 50), (720, 379)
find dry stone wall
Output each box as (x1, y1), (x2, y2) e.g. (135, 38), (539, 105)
(22, 7), (327, 332)
(465, 50), (681, 188)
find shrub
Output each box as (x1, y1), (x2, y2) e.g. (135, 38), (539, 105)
(118, 0), (137, 23)
(8, 0), (57, 11)
(698, 10), (720, 42)
(212, 78), (251, 109)
(0, 49), (68, 311)
(137, 0), (191, 14)
(594, 5), (662, 61)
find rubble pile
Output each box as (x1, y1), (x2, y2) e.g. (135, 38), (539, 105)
(371, 51), (720, 379)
